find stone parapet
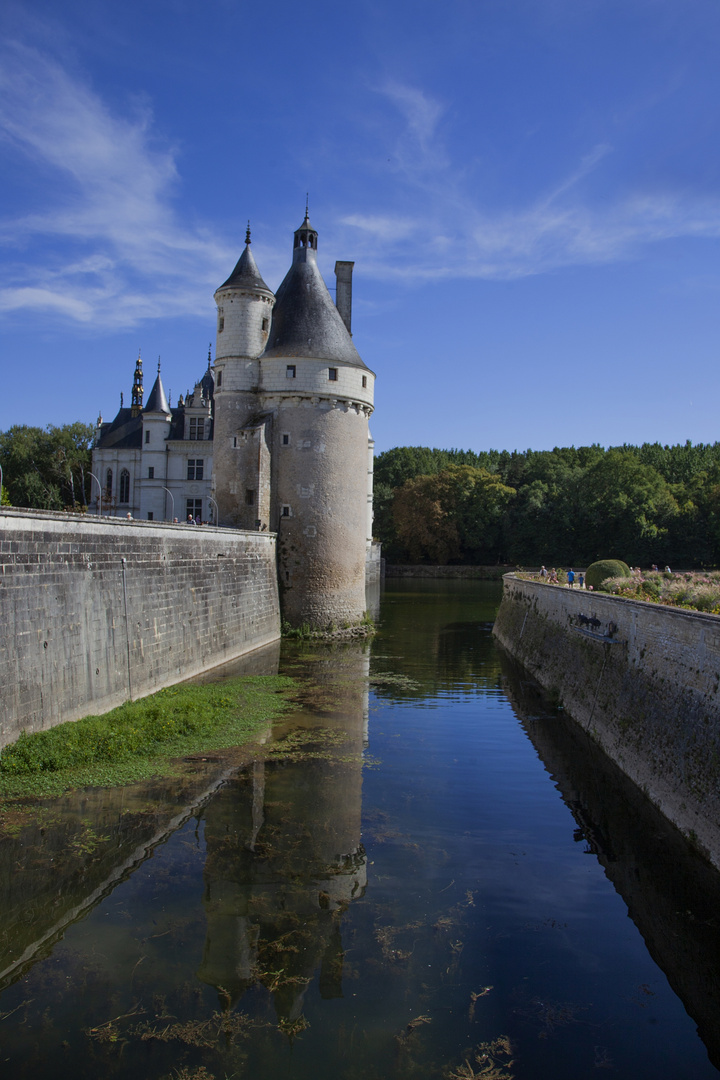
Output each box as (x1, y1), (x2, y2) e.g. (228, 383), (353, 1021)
(493, 573), (720, 868)
(0, 510), (280, 748)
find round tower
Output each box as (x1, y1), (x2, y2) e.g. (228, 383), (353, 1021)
(212, 227), (275, 527)
(261, 212), (375, 629)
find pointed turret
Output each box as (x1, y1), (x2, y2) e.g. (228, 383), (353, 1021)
(219, 224), (273, 293)
(144, 361), (170, 415)
(263, 211), (365, 367)
(214, 224), (275, 365)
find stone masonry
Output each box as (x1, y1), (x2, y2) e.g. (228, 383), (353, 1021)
(0, 509), (280, 750)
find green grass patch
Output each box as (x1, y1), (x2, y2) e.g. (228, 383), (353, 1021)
(0, 675), (295, 798)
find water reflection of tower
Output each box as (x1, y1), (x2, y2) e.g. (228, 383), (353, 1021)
(197, 643), (369, 1022)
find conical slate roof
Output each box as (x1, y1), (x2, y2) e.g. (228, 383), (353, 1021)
(218, 242), (272, 294)
(263, 245), (366, 368)
(144, 372), (170, 415)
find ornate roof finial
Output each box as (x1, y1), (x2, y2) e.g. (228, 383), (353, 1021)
(305, 192), (309, 220)
(207, 344), (212, 367)
(157, 356), (161, 374)
(245, 221), (251, 245)
(131, 349), (144, 416)
(120, 391), (124, 408)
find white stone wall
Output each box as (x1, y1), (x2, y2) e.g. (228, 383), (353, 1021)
(259, 357), (374, 407)
(214, 288), (274, 364)
(274, 400), (370, 627)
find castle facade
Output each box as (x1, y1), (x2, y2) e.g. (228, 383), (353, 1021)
(92, 212), (376, 627)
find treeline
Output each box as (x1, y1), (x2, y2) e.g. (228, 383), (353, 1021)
(0, 424), (95, 511)
(374, 443), (720, 568)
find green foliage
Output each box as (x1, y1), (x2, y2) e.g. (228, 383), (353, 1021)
(392, 465), (516, 564)
(0, 675), (295, 794)
(585, 559), (631, 590)
(374, 440), (720, 568)
(0, 422), (95, 510)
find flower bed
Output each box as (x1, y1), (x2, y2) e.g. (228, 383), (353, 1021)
(600, 570), (720, 614)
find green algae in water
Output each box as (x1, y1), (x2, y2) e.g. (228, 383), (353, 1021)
(0, 675), (295, 797)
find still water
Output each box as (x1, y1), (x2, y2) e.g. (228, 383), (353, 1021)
(1, 579), (720, 1078)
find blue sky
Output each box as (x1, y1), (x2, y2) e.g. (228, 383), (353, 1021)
(1, 0), (720, 454)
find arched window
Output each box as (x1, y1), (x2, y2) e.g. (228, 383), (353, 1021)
(105, 468), (113, 496)
(119, 469), (130, 504)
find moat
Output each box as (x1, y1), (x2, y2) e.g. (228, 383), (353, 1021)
(1, 579), (719, 1079)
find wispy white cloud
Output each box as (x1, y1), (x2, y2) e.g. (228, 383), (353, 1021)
(344, 79), (720, 282)
(375, 79), (449, 176)
(0, 41), (233, 326)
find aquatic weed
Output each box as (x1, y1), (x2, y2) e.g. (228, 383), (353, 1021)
(0, 675), (295, 796)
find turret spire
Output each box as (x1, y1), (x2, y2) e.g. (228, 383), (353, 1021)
(292, 205), (318, 262)
(131, 350), (144, 416)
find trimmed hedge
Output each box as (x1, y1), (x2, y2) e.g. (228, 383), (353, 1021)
(586, 559), (631, 591)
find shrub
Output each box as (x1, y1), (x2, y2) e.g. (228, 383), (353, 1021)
(586, 559), (631, 591)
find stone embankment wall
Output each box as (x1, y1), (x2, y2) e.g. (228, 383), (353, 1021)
(385, 564), (515, 580)
(493, 574), (720, 869)
(0, 509), (280, 750)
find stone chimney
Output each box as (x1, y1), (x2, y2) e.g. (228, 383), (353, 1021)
(334, 261), (354, 335)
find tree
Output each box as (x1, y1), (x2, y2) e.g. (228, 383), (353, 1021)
(0, 423), (95, 510)
(581, 451), (679, 565)
(392, 465), (515, 564)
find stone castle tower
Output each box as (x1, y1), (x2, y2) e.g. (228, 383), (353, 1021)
(212, 212), (375, 628)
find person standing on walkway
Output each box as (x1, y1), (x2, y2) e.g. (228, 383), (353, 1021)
(567, 568), (575, 588)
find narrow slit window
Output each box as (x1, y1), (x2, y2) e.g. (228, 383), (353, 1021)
(328, 367), (338, 381)
(281, 505), (291, 517)
(245, 489), (255, 505)
(282, 434), (290, 445)
(216, 370), (222, 387)
(148, 466), (154, 479)
(362, 375), (367, 388)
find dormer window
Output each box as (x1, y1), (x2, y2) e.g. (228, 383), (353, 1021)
(189, 418), (205, 440)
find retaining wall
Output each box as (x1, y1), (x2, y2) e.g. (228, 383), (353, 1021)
(385, 564), (515, 580)
(493, 575), (720, 868)
(0, 509), (281, 749)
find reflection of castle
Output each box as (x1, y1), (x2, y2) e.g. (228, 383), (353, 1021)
(197, 646), (369, 1021)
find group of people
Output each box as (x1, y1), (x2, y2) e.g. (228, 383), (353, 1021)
(539, 566), (584, 588)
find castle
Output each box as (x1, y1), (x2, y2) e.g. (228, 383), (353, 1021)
(92, 211), (376, 627)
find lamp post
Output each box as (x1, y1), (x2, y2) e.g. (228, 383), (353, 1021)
(162, 487), (174, 522)
(88, 472), (102, 517)
(208, 496), (219, 526)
